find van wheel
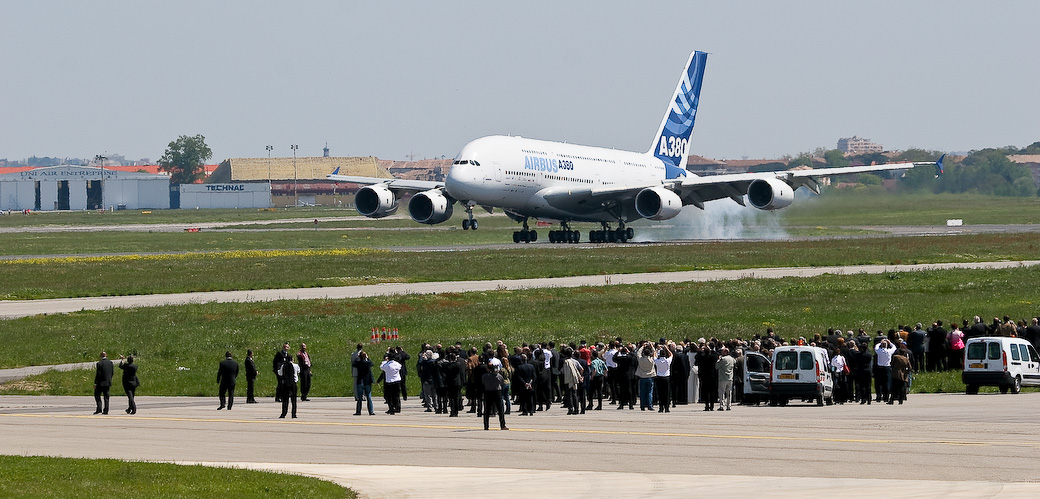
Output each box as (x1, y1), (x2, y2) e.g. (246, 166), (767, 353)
(816, 395), (824, 406)
(1011, 375), (1022, 394)
(999, 385), (1009, 394)
(965, 384), (979, 395)
(825, 396), (834, 406)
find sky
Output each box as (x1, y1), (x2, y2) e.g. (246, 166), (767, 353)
(3, 1), (1039, 164)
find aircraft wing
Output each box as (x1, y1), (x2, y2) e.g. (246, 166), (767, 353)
(325, 173), (443, 194)
(671, 157), (943, 207)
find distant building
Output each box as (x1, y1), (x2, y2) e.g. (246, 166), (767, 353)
(837, 136), (883, 154)
(1007, 154), (1040, 188)
(0, 165), (170, 211)
(210, 156), (393, 207)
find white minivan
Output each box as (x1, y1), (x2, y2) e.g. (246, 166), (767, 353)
(962, 337), (1040, 394)
(742, 350), (771, 405)
(769, 345), (834, 406)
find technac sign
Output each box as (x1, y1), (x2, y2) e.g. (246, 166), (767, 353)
(204, 184), (247, 192)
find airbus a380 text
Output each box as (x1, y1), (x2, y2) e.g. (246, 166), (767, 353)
(329, 51), (942, 244)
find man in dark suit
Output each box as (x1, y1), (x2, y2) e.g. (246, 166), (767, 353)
(217, 351), (239, 410)
(118, 355), (139, 414)
(272, 342), (290, 402)
(93, 351), (114, 415)
(514, 354), (536, 416)
(244, 349), (258, 403)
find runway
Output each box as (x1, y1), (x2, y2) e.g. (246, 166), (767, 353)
(1, 394), (1037, 497)
(1, 260), (1037, 319)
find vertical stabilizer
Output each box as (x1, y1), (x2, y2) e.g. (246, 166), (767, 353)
(648, 51), (707, 179)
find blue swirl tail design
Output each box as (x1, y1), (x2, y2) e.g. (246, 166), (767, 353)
(649, 51), (708, 179)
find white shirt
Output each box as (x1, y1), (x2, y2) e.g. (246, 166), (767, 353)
(280, 362), (300, 383)
(875, 343), (896, 367)
(542, 348), (553, 369)
(604, 348), (617, 368)
(831, 354), (847, 373)
(380, 360), (402, 383)
(653, 356), (672, 377)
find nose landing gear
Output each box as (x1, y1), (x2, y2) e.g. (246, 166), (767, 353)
(462, 205), (479, 230)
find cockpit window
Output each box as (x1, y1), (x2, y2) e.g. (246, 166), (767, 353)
(452, 160), (479, 166)
(471, 160), (480, 166)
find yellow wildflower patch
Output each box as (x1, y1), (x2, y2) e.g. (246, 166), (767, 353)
(0, 248), (387, 265)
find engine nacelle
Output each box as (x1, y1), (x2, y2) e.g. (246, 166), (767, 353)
(354, 184), (398, 218)
(747, 177), (795, 211)
(408, 189), (454, 224)
(635, 186), (683, 221)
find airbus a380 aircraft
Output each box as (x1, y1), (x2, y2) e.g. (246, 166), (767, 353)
(329, 51), (942, 244)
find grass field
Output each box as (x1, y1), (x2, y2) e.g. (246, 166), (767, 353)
(1, 266), (1036, 397)
(0, 455), (354, 497)
(1, 191), (1037, 397)
(2, 233), (1039, 300)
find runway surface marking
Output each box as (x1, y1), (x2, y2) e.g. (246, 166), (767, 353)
(3, 412), (1031, 449)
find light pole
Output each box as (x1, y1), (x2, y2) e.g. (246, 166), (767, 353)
(265, 145), (273, 180)
(290, 144), (299, 207)
(95, 155), (107, 210)
(265, 145), (273, 208)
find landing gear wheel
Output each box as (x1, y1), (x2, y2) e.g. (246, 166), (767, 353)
(513, 231), (521, 244)
(626, 227), (634, 240)
(470, 219), (478, 230)
(615, 228), (627, 243)
(462, 219), (471, 230)
(529, 230), (538, 242)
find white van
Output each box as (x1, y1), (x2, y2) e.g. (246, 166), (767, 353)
(769, 345), (833, 406)
(962, 337), (1040, 394)
(742, 351), (771, 405)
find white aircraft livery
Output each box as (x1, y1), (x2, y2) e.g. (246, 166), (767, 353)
(329, 50), (942, 244)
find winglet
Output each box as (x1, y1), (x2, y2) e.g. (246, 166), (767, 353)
(935, 154), (945, 178)
(332, 167), (340, 175)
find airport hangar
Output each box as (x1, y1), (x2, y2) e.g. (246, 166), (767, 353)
(0, 157), (398, 211)
(0, 165), (170, 211)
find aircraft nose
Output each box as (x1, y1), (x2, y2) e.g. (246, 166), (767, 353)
(445, 162), (480, 200)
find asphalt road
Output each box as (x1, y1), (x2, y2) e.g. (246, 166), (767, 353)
(1, 260), (1036, 319)
(1, 394), (1037, 497)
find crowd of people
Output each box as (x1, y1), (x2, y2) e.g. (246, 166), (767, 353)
(90, 314), (1040, 418)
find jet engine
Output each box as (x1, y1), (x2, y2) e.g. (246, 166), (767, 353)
(747, 178), (795, 210)
(635, 186), (683, 221)
(354, 184), (398, 218)
(408, 189), (454, 224)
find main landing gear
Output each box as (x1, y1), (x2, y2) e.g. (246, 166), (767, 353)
(588, 222), (634, 243)
(461, 205), (479, 230)
(548, 221), (580, 244)
(512, 219), (538, 243)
